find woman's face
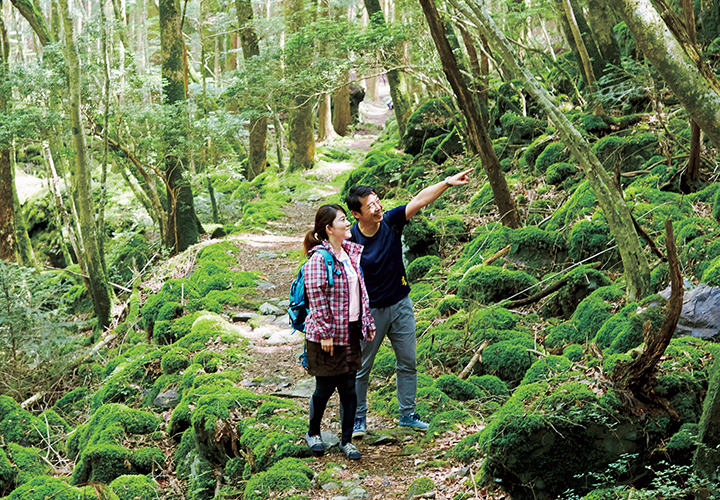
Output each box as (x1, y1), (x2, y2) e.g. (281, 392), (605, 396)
(327, 210), (351, 241)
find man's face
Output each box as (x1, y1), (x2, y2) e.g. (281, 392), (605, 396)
(354, 193), (383, 225)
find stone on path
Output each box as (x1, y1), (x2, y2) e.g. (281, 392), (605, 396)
(232, 311), (258, 322)
(154, 389), (180, 409)
(272, 377), (315, 398)
(259, 302), (283, 315)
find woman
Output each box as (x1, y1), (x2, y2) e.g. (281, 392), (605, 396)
(302, 204), (375, 461)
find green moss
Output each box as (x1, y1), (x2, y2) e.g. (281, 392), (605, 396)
(408, 283), (443, 309)
(665, 423), (699, 465)
(6, 476), (104, 500)
(468, 182), (496, 214)
(568, 218), (615, 264)
(481, 340), (536, 383)
(545, 322), (582, 349)
(450, 431), (483, 463)
(545, 181), (597, 231)
(572, 285), (625, 342)
(543, 266), (613, 320)
(434, 374), (485, 401)
(535, 142), (570, 174)
(458, 265), (538, 305)
(7, 443), (51, 486)
(563, 344), (584, 362)
(175, 313), (242, 350)
(424, 409), (475, 443)
(407, 476), (435, 497)
(69, 404), (161, 485)
(701, 255), (720, 286)
(607, 300), (666, 354)
(602, 353), (632, 378)
(161, 350), (191, 374)
(520, 355), (572, 385)
(546, 162), (578, 185)
(110, 475), (159, 500)
(417, 328), (466, 368)
(242, 458), (313, 500)
(437, 295), (465, 316)
(594, 302), (637, 349)
(407, 255), (442, 283)
(141, 279), (196, 333)
(0, 396), (44, 447)
(467, 375), (508, 396)
(193, 351), (222, 373)
(469, 307), (517, 333)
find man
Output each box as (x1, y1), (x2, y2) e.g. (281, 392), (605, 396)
(346, 168), (473, 436)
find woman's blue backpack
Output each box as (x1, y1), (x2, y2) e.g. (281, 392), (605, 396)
(288, 248), (340, 334)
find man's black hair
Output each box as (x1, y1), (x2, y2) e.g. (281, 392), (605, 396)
(345, 185), (375, 213)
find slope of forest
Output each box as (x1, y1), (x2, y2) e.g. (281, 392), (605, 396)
(3, 0), (720, 498)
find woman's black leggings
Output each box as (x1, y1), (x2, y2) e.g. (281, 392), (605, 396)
(308, 371), (357, 445)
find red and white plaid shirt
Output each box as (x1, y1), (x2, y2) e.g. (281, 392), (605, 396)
(304, 240), (376, 345)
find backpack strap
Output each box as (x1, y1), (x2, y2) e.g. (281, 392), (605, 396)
(315, 248), (342, 285)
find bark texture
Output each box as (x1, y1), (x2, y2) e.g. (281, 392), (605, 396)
(455, 0), (651, 300)
(694, 358), (720, 482)
(61, 0), (112, 328)
(10, 0), (53, 46)
(285, 0), (315, 171)
(364, 0), (411, 140)
(418, 0), (520, 228)
(587, 0), (621, 67)
(160, 0), (200, 253)
(333, 76), (351, 137)
(0, 149), (15, 261)
(609, 0), (720, 147)
(236, 0), (267, 180)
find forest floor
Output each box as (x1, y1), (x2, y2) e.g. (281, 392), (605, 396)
(219, 93), (487, 499)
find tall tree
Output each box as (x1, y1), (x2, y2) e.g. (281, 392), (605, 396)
(316, 0), (336, 142)
(10, 0), (53, 46)
(586, 0), (621, 67)
(236, 0), (268, 179)
(608, 0), (720, 148)
(0, 14), (15, 262)
(364, 0), (412, 141)
(454, 0), (652, 301)
(680, 0), (702, 186)
(284, 0), (315, 171)
(60, 0), (112, 328)
(160, 0), (201, 252)
(418, 0), (520, 229)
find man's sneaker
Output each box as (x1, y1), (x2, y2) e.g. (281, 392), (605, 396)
(399, 412), (429, 430)
(352, 416), (366, 438)
(305, 432), (325, 456)
(339, 441), (362, 460)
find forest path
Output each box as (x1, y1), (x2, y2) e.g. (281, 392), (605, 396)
(226, 92), (474, 499)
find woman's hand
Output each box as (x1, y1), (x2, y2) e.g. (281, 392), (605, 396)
(366, 329), (375, 342)
(320, 338), (334, 355)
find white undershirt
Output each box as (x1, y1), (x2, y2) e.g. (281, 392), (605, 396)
(336, 248), (360, 321)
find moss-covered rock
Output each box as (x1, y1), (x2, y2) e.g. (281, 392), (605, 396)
(8, 443), (52, 486)
(520, 355), (572, 385)
(545, 180), (597, 231)
(424, 409), (476, 443)
(109, 474), (159, 500)
(6, 476), (108, 500)
(467, 375), (509, 397)
(434, 374), (485, 401)
(403, 97), (456, 156)
(458, 265), (537, 304)
(0, 395), (45, 447)
(408, 283), (443, 309)
(437, 295), (465, 316)
(406, 476), (435, 498)
(480, 339), (536, 383)
(69, 404), (162, 485)
(407, 255), (442, 283)
(242, 457), (313, 500)
(535, 142), (571, 174)
(543, 266), (613, 320)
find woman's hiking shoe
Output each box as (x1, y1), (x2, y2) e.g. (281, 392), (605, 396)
(305, 433), (325, 456)
(340, 441), (362, 460)
(399, 413), (429, 430)
(352, 416), (366, 438)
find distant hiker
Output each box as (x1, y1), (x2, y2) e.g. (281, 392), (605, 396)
(302, 204), (376, 461)
(345, 168), (473, 437)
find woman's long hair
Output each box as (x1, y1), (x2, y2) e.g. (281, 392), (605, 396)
(303, 204), (346, 257)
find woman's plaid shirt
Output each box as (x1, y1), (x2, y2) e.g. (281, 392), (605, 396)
(304, 240), (375, 345)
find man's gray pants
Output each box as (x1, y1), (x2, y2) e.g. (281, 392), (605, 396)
(355, 294), (417, 418)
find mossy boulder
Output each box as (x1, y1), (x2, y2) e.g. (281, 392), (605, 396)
(404, 217), (439, 257)
(572, 285), (625, 343)
(546, 162), (578, 186)
(417, 327), (466, 369)
(424, 409), (476, 443)
(408, 283), (443, 309)
(434, 374), (485, 401)
(407, 255), (442, 283)
(242, 458), (313, 500)
(109, 474), (159, 500)
(0, 395), (45, 447)
(467, 375), (509, 397)
(403, 97), (456, 156)
(423, 126), (464, 164)
(520, 355), (572, 385)
(5, 476), (109, 500)
(458, 265), (538, 304)
(7, 443), (52, 487)
(591, 133), (659, 173)
(407, 476), (435, 498)
(545, 180), (597, 231)
(542, 266), (613, 319)
(535, 142), (571, 174)
(68, 404), (162, 485)
(480, 339), (536, 383)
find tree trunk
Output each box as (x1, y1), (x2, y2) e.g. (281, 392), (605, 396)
(316, 0), (336, 142)
(612, 220), (682, 395)
(587, 0), (621, 67)
(680, 0), (701, 185)
(364, 0), (411, 140)
(561, 0), (604, 114)
(609, 0), (720, 148)
(285, 0), (315, 172)
(60, 0), (112, 329)
(0, 149), (15, 261)
(694, 357), (720, 482)
(11, 147), (35, 267)
(455, 0), (652, 301)
(10, 0), (52, 46)
(418, 0), (521, 229)
(333, 76), (351, 137)
(160, 0), (200, 253)
(236, 0), (267, 180)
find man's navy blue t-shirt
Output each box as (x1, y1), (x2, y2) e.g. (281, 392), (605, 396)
(350, 205), (411, 309)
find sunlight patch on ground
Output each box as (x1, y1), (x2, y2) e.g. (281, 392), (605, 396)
(227, 234), (303, 247)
